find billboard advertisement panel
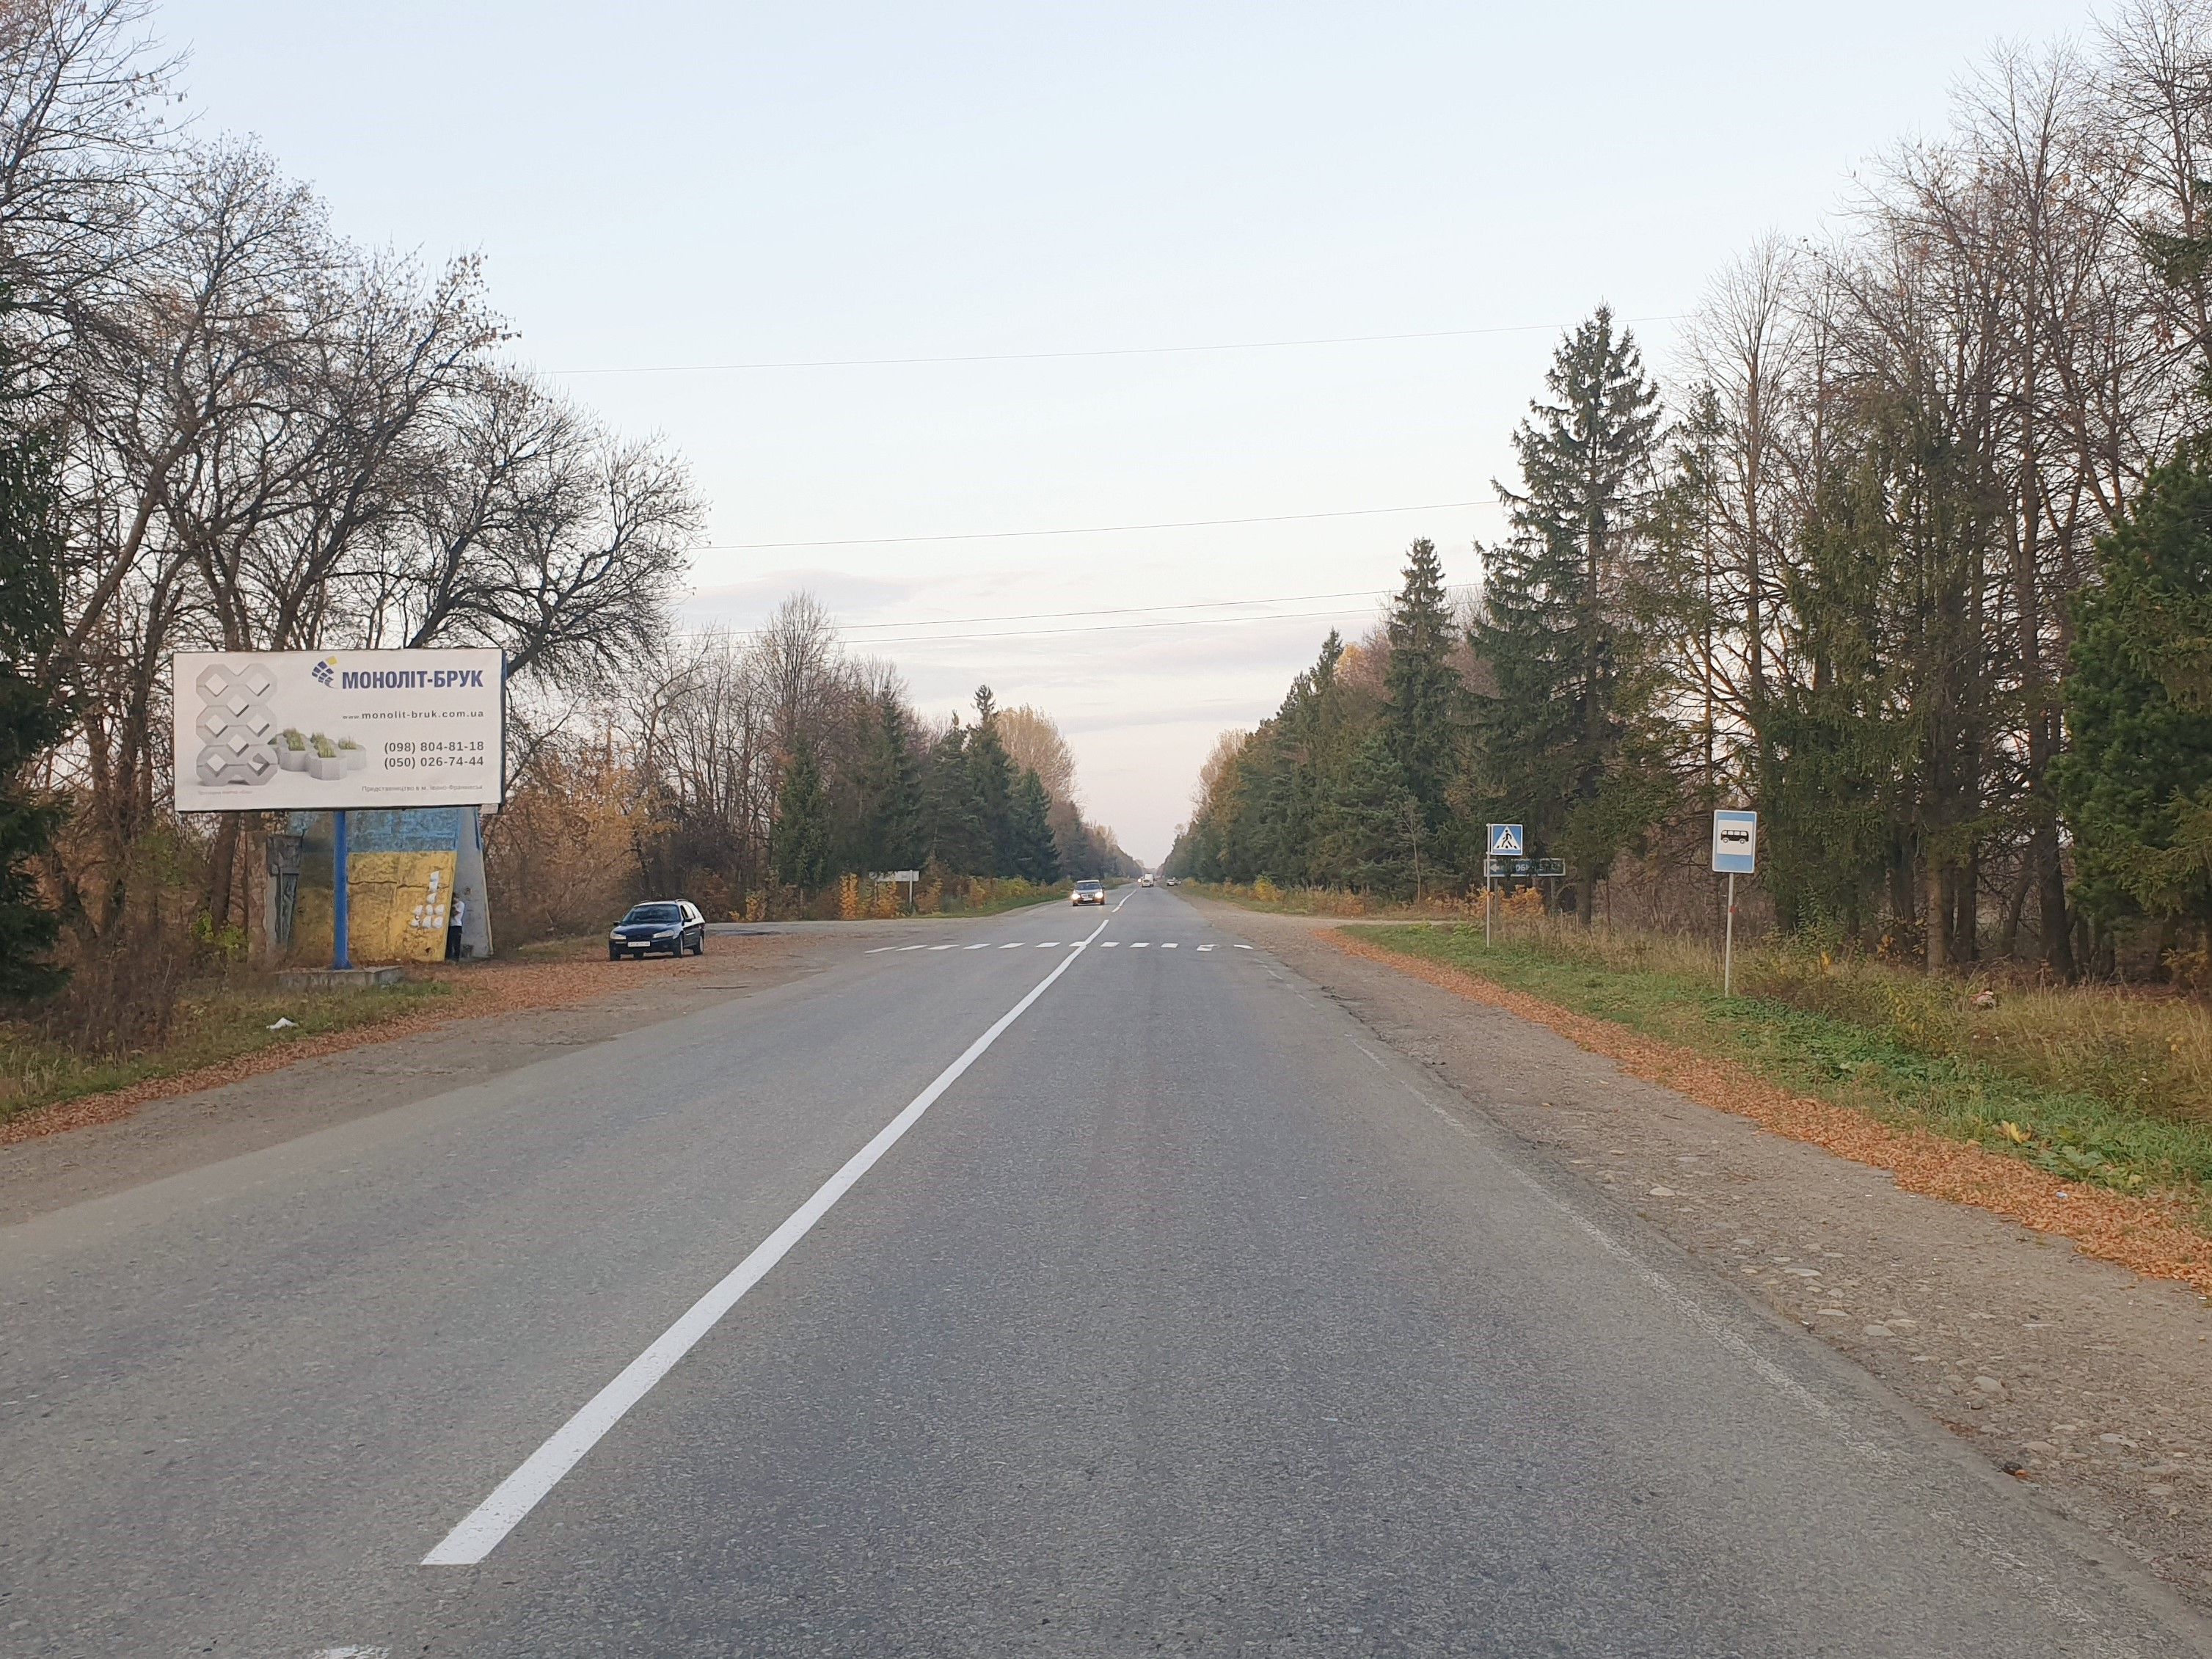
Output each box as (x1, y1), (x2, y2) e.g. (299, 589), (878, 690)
(172, 649), (505, 813)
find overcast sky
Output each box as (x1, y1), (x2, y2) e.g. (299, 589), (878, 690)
(161, 0), (2097, 861)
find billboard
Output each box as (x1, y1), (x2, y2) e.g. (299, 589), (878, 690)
(173, 649), (505, 813)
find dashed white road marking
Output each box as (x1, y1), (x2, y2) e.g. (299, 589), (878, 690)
(1100, 941), (1120, 947)
(897, 944), (928, 952)
(1197, 944), (1214, 952)
(928, 944), (956, 952)
(423, 914), (1114, 1567)
(1130, 941), (1151, 949)
(1233, 944), (1253, 950)
(965, 942), (991, 950)
(865, 945), (899, 953)
(1000, 941), (1025, 949)
(1037, 941), (1059, 947)
(1161, 942), (1178, 949)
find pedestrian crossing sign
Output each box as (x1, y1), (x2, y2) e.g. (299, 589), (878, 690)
(1487, 823), (1523, 856)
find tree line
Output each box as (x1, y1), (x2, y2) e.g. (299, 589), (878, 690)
(0, 1), (1131, 1010)
(489, 596), (1137, 938)
(1169, 1), (2212, 982)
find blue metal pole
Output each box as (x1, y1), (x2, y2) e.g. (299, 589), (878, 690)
(332, 809), (351, 971)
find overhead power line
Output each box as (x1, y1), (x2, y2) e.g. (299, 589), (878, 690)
(683, 604), (1387, 650)
(693, 498), (1487, 553)
(546, 315), (1687, 376)
(825, 587), (1404, 633)
(676, 580), (1478, 648)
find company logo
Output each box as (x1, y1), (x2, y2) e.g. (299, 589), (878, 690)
(338, 667), (487, 690)
(312, 656), (337, 687)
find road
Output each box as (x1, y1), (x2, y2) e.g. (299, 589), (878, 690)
(1, 886), (2202, 1657)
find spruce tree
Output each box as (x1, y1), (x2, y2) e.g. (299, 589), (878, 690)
(857, 688), (923, 872)
(922, 718), (989, 875)
(1382, 539), (1460, 831)
(966, 685), (1018, 875)
(1470, 307), (1670, 922)
(1010, 768), (1062, 882)
(2056, 436), (2212, 936)
(769, 736), (833, 893)
(1318, 732), (1420, 898)
(0, 395), (65, 1000)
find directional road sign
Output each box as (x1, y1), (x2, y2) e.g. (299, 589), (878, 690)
(1487, 823), (1524, 857)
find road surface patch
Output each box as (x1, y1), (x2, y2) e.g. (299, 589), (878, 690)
(421, 914), (1113, 1567)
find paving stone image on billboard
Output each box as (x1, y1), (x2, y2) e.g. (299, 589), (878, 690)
(172, 649), (505, 813)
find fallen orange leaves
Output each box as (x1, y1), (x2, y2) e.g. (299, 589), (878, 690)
(1335, 932), (2212, 1297)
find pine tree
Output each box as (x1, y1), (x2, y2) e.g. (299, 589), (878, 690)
(1470, 307), (1670, 922)
(769, 736), (833, 893)
(1382, 539), (1460, 831)
(0, 394), (65, 1000)
(856, 688), (922, 872)
(2056, 436), (2212, 940)
(1010, 768), (1062, 882)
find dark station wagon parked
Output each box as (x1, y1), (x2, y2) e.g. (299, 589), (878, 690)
(608, 900), (707, 960)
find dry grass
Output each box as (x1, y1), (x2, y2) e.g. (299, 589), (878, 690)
(1455, 911), (2212, 1129)
(1337, 932), (2212, 1296)
(0, 941), (721, 1146)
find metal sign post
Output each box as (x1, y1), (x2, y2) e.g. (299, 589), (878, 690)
(1485, 824), (1522, 947)
(1711, 810), (1758, 996)
(332, 809), (351, 971)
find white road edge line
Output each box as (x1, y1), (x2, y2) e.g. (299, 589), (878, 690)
(421, 913), (1113, 1567)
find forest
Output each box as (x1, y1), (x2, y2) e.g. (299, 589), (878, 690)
(1167, 1), (2212, 982)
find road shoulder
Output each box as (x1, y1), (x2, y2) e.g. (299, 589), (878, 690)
(1194, 897), (2212, 1615)
(0, 933), (844, 1227)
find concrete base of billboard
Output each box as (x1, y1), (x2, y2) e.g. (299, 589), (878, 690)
(276, 966), (405, 992)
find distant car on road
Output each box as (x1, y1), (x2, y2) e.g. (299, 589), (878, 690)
(609, 900), (707, 959)
(1071, 880), (1106, 906)
(1139, 873), (1155, 887)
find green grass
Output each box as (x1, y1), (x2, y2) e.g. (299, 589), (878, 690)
(1359, 921), (2212, 1208)
(0, 977), (451, 1130)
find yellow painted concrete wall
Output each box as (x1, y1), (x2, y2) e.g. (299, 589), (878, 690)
(291, 850), (456, 964)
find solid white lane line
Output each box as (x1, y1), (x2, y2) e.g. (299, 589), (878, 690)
(423, 914), (1113, 1567)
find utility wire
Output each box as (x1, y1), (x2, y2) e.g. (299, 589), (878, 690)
(693, 498), (1487, 552)
(546, 315), (1687, 376)
(820, 586), (1408, 632)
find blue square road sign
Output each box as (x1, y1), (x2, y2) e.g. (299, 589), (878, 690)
(1487, 823), (1524, 857)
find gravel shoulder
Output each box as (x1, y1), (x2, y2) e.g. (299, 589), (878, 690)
(1195, 898), (2212, 1613)
(0, 928), (877, 1227)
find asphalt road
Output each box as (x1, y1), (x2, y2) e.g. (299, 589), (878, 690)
(2, 887), (2203, 1657)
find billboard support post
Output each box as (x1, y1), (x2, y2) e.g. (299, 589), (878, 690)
(332, 809), (351, 971)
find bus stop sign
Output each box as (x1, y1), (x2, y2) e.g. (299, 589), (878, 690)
(1712, 810), (1757, 875)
